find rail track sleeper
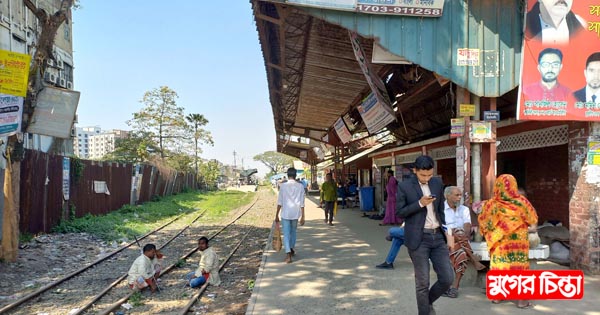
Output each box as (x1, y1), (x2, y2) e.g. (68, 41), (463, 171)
(0, 213), (189, 314)
(95, 198), (259, 315)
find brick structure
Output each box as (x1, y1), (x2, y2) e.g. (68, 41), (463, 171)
(569, 163), (600, 274)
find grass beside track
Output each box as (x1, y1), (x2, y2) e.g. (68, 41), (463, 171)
(52, 190), (255, 242)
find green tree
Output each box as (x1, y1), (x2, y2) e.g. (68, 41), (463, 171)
(199, 159), (221, 189)
(166, 152), (195, 173)
(127, 86), (188, 159)
(103, 131), (158, 163)
(253, 151), (295, 174)
(185, 113), (213, 177)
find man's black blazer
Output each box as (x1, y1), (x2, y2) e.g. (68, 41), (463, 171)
(573, 88), (586, 102)
(395, 175), (446, 251)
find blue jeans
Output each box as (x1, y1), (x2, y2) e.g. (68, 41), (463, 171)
(185, 271), (206, 288)
(281, 219), (298, 254)
(385, 227), (405, 264)
(407, 232), (454, 315)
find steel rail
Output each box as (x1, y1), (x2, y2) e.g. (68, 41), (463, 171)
(95, 197), (259, 315)
(0, 212), (191, 314)
(178, 228), (253, 315)
(70, 210), (207, 315)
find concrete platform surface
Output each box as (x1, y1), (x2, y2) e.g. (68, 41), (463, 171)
(246, 196), (600, 315)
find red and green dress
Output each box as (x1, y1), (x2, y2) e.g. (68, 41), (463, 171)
(478, 174), (538, 270)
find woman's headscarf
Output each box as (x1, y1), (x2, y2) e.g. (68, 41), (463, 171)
(478, 174), (538, 251)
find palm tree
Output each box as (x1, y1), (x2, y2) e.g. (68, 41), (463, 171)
(186, 113), (209, 178)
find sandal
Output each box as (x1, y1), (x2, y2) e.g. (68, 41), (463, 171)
(517, 302), (534, 309)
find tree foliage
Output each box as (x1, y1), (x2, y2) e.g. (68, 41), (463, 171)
(103, 131), (158, 164)
(253, 151), (295, 174)
(199, 159), (221, 189)
(127, 86), (188, 159)
(186, 113), (213, 176)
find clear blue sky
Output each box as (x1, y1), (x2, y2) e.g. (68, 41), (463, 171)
(72, 1), (275, 175)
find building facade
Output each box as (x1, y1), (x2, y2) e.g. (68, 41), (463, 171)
(0, 0), (76, 153)
(73, 127), (129, 159)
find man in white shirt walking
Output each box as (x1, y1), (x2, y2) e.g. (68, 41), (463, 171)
(442, 186), (486, 298)
(275, 167), (305, 263)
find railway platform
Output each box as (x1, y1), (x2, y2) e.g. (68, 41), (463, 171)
(246, 196), (600, 315)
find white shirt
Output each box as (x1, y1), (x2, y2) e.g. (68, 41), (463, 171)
(419, 182), (439, 229)
(585, 87), (600, 103)
(539, 13), (586, 45)
(443, 201), (471, 230)
(277, 180), (305, 220)
(127, 254), (159, 284)
(195, 247), (221, 286)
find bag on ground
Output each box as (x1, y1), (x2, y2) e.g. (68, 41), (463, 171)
(272, 221), (282, 252)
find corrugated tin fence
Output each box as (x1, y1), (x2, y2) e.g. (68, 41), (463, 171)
(19, 150), (197, 234)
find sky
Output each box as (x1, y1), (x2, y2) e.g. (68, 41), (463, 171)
(72, 1), (275, 175)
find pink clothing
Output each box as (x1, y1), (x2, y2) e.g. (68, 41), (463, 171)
(522, 81), (572, 102)
(383, 176), (402, 225)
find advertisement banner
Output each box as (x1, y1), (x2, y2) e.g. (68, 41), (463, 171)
(469, 121), (495, 143)
(0, 94), (23, 136)
(63, 157), (70, 200)
(0, 50), (31, 97)
(350, 31), (396, 133)
(450, 118), (465, 138)
(517, 2), (600, 121)
(356, 0), (445, 17)
(334, 117), (352, 144)
(357, 93), (396, 134)
(26, 87), (80, 139)
(288, 0), (355, 10)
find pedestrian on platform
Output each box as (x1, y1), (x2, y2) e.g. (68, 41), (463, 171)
(442, 186), (486, 298)
(185, 236), (221, 287)
(320, 173), (337, 226)
(127, 243), (163, 292)
(381, 169), (402, 226)
(275, 167), (306, 263)
(478, 174), (538, 309)
(375, 227), (405, 269)
(396, 155), (453, 315)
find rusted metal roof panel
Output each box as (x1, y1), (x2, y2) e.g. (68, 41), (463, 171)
(302, 0), (522, 97)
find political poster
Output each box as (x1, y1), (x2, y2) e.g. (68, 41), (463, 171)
(0, 94), (23, 136)
(0, 50), (31, 97)
(517, 2), (600, 121)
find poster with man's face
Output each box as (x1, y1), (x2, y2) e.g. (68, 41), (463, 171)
(518, 1), (600, 121)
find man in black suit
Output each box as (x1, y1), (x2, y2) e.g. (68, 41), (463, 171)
(396, 155), (453, 315)
(574, 52), (600, 104)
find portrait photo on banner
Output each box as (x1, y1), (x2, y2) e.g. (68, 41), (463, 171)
(518, 1), (600, 121)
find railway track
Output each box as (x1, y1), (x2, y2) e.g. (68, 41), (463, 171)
(0, 208), (213, 315)
(86, 197), (260, 315)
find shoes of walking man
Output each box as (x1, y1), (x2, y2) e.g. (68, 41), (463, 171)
(375, 262), (394, 269)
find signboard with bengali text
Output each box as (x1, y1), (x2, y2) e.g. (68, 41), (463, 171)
(0, 94), (23, 136)
(357, 93), (396, 134)
(334, 117), (352, 144)
(517, 3), (600, 121)
(0, 50), (31, 97)
(264, 0), (445, 17)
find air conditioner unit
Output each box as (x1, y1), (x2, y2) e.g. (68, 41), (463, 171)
(66, 81), (73, 89)
(59, 78), (66, 87)
(56, 60), (64, 69)
(2, 16), (9, 24)
(46, 59), (55, 67)
(70, 128), (76, 137)
(44, 72), (57, 84)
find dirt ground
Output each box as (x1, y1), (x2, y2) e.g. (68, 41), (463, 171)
(0, 188), (277, 315)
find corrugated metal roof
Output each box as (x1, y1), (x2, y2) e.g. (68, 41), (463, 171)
(302, 0), (523, 97)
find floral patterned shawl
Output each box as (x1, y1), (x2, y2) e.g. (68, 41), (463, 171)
(477, 174), (538, 251)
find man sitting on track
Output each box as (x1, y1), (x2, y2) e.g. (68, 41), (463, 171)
(127, 243), (163, 292)
(186, 236), (221, 288)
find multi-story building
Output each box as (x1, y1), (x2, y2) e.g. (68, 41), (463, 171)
(0, 0), (75, 153)
(73, 127), (129, 159)
(88, 129), (129, 160)
(73, 126), (101, 158)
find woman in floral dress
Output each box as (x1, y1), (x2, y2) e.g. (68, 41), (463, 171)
(478, 174), (538, 309)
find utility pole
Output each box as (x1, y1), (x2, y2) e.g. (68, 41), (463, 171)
(233, 150), (237, 170)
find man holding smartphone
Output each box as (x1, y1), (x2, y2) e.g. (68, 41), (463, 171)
(396, 155), (453, 315)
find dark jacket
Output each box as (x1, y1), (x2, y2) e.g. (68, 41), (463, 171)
(396, 175), (446, 250)
(525, 2), (584, 42)
(573, 87), (586, 102)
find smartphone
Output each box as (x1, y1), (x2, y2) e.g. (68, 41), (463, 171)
(430, 194), (436, 198)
